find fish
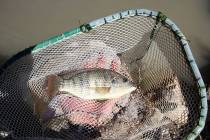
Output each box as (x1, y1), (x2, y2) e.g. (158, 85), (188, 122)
(52, 69), (136, 100)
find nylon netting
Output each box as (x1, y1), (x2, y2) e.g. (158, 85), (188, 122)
(0, 15), (200, 140)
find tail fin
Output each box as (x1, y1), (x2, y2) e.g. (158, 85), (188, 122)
(46, 74), (60, 99)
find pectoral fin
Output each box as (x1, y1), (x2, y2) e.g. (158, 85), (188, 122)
(91, 87), (111, 94)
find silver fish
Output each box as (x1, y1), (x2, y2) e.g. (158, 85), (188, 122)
(53, 69), (136, 100)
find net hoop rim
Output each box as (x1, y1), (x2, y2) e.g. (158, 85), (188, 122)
(0, 9), (207, 140)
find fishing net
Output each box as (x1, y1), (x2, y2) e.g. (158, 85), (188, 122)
(0, 9), (207, 140)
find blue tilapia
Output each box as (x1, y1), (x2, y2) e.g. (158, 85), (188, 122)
(52, 69), (136, 100)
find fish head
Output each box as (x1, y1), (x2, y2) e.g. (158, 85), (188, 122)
(109, 75), (136, 95)
(110, 75), (133, 87)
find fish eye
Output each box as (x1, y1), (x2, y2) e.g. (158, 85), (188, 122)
(123, 78), (128, 82)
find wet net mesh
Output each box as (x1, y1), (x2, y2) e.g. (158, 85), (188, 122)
(0, 14), (201, 140)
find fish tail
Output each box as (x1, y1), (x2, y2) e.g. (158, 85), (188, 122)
(46, 74), (60, 98)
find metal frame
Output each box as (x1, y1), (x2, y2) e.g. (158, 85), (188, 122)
(0, 9), (207, 140)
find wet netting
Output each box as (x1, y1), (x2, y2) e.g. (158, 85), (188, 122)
(0, 9), (207, 140)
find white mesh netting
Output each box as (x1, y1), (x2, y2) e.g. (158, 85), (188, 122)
(0, 14), (201, 140)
